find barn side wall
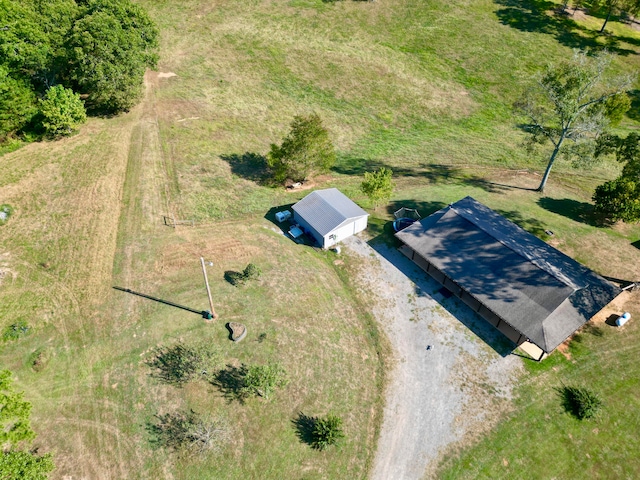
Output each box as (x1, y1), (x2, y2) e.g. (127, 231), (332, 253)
(293, 211), (323, 247)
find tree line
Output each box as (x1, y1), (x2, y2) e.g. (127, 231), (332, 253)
(0, 0), (158, 141)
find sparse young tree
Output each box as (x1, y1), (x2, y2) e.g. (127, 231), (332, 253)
(239, 363), (288, 399)
(361, 167), (394, 208)
(515, 50), (632, 192)
(267, 114), (336, 184)
(151, 409), (229, 456)
(39, 85), (86, 137)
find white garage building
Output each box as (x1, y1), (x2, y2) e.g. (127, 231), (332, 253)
(292, 188), (369, 249)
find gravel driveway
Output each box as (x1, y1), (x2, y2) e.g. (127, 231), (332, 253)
(343, 236), (523, 480)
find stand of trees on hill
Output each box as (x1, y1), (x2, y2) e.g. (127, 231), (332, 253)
(0, 0), (158, 142)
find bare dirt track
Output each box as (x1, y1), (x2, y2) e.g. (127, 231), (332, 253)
(342, 236), (523, 480)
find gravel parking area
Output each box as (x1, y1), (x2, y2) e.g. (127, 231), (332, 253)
(343, 236), (523, 480)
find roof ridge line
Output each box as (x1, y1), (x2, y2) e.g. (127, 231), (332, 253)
(451, 203), (580, 289)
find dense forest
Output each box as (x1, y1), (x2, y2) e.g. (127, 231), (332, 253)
(0, 0), (158, 141)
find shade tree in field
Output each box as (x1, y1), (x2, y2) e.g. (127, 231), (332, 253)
(361, 167), (395, 208)
(214, 363), (289, 401)
(515, 50), (632, 192)
(591, 0), (640, 33)
(267, 114), (336, 184)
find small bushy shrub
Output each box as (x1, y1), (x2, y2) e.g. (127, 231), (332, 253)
(311, 414), (344, 450)
(239, 363), (288, 399)
(561, 386), (603, 420)
(225, 263), (261, 287)
(2, 320), (31, 342)
(0, 204), (14, 226)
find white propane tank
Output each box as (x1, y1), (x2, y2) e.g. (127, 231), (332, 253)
(616, 312), (631, 327)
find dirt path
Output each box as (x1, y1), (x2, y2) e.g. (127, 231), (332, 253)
(343, 236), (523, 480)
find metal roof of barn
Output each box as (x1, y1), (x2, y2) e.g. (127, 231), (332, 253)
(292, 188), (369, 237)
(395, 196), (620, 353)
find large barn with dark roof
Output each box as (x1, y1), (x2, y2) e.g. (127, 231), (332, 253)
(395, 196), (620, 360)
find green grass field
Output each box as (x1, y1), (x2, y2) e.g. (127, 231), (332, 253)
(2, 0), (640, 478)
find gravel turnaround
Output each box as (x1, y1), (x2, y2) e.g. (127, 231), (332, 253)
(343, 236), (523, 480)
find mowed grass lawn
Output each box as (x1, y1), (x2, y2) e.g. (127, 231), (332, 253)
(2, 0), (640, 478)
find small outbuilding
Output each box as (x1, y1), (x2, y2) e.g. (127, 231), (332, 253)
(395, 196), (620, 360)
(292, 188), (369, 249)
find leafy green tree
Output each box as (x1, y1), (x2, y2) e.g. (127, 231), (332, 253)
(267, 114), (336, 183)
(39, 85), (86, 137)
(604, 92), (631, 127)
(593, 133), (640, 222)
(29, 0), (81, 86)
(516, 51), (632, 192)
(311, 414), (344, 450)
(0, 450), (54, 480)
(65, 0), (158, 112)
(0, 67), (38, 141)
(0, 370), (35, 448)
(361, 167), (394, 208)
(0, 0), (50, 75)
(593, 177), (640, 222)
(239, 363), (288, 399)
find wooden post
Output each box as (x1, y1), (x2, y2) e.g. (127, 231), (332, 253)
(200, 257), (217, 320)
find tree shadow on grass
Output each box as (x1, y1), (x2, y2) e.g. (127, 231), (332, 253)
(146, 411), (194, 451)
(211, 364), (248, 404)
(334, 156), (513, 193)
(219, 152), (274, 185)
(494, 209), (551, 239)
(494, 0), (637, 55)
(145, 343), (197, 387)
(537, 197), (597, 225)
(292, 413), (317, 447)
(365, 242), (517, 357)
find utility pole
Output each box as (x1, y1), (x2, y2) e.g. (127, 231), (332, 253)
(200, 257), (217, 321)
